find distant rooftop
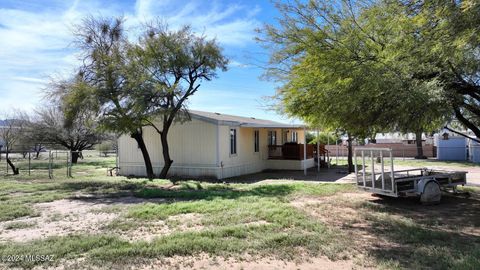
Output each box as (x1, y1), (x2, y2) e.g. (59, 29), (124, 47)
(189, 110), (304, 129)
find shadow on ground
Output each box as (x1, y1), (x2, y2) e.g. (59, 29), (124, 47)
(220, 165), (356, 184)
(328, 192), (480, 269)
(60, 180), (299, 204)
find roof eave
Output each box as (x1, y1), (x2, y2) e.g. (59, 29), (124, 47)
(190, 112), (305, 128)
(239, 123), (306, 129)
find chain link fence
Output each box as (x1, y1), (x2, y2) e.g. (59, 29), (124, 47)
(0, 150), (78, 178)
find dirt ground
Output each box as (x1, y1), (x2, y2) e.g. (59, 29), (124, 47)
(227, 162), (480, 186)
(43, 254), (361, 270)
(2, 184), (479, 269)
(291, 191), (480, 269)
(0, 196), (205, 243)
(0, 193), (368, 270)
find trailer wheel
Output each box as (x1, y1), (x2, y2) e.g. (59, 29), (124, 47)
(420, 181), (441, 204)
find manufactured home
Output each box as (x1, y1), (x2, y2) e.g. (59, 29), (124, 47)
(117, 110), (315, 179)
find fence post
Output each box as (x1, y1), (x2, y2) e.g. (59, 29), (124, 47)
(115, 149), (119, 175)
(66, 151), (69, 177)
(68, 151), (72, 177)
(336, 141), (339, 165)
(48, 150), (53, 179)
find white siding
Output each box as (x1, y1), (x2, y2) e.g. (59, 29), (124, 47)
(217, 126), (266, 178)
(118, 118), (217, 177)
(216, 127), (310, 178)
(118, 118), (312, 179)
(265, 159), (315, 170)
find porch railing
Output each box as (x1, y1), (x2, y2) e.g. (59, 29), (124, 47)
(268, 144), (314, 160)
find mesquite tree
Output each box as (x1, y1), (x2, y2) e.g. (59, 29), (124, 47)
(133, 24), (228, 178)
(0, 113), (27, 174)
(33, 106), (102, 163)
(258, 0), (453, 169)
(18, 115), (47, 159)
(61, 17), (157, 178)
(63, 17), (227, 179)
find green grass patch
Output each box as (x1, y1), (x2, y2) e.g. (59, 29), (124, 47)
(134, 181), (354, 201)
(1, 154), (479, 269)
(4, 221), (37, 230)
(0, 203), (36, 221)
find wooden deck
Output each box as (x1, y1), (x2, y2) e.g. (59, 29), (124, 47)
(268, 144), (314, 160)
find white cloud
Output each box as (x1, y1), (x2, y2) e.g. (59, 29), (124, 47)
(10, 76), (47, 84)
(131, 0), (260, 46)
(229, 60), (251, 68)
(0, 0), (261, 114)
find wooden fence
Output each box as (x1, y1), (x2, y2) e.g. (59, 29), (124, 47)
(325, 143), (436, 158)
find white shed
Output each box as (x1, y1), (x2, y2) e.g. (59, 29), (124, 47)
(117, 110), (315, 179)
(468, 139), (480, 163)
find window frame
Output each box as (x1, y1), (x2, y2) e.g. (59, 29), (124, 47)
(254, 130), (260, 153)
(291, 131), (298, 143)
(268, 130), (277, 146)
(230, 128), (237, 156)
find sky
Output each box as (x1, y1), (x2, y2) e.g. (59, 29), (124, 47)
(0, 0), (302, 124)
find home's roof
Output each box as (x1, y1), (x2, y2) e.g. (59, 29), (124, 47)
(189, 110), (305, 129)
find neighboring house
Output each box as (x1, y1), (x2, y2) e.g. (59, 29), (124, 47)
(117, 110), (315, 179)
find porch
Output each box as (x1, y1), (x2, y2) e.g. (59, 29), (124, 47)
(268, 143), (314, 160)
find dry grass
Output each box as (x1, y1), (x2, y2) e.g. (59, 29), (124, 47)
(0, 155), (478, 269)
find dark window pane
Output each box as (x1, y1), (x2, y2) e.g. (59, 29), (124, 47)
(230, 128), (237, 155)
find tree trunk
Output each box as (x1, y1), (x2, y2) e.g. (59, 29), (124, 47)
(159, 131), (173, 179)
(131, 131), (155, 180)
(347, 135), (354, 173)
(444, 126), (480, 143)
(6, 153), (19, 175)
(452, 104), (480, 139)
(414, 131), (427, 159)
(71, 151), (79, 164)
(35, 150), (40, 159)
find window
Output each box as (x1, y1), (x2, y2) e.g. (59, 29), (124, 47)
(268, 130), (277, 146)
(230, 128), (237, 155)
(283, 130), (288, 143)
(254, 130), (259, 152)
(291, 131), (298, 143)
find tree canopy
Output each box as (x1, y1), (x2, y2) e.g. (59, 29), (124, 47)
(133, 23), (228, 178)
(59, 17), (227, 179)
(32, 106), (103, 163)
(259, 0), (478, 170)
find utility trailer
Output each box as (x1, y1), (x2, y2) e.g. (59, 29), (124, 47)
(354, 148), (467, 203)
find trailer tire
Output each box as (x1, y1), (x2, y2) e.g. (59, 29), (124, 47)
(420, 181), (441, 204)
